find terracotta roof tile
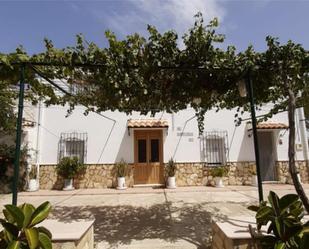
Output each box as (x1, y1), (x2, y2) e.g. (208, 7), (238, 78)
(256, 122), (288, 130)
(127, 119), (168, 128)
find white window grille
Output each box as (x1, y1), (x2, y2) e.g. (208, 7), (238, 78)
(58, 132), (87, 163)
(203, 130), (229, 166)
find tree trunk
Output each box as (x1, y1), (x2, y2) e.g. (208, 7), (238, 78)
(287, 88), (309, 213)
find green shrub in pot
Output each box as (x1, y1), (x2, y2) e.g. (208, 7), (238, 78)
(166, 158), (177, 177)
(115, 159), (128, 189)
(210, 166), (228, 187)
(210, 166), (228, 178)
(29, 166), (37, 180)
(56, 157), (86, 190)
(56, 157), (86, 179)
(115, 159), (128, 178)
(166, 158), (177, 188)
(28, 166), (38, 192)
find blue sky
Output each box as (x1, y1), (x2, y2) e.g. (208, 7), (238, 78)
(0, 0), (308, 54)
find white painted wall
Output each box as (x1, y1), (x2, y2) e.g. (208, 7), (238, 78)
(25, 103), (308, 165)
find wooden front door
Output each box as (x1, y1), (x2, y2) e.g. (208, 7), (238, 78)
(134, 130), (164, 184)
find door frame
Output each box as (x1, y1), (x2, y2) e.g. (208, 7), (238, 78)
(257, 130), (278, 181)
(133, 129), (164, 184)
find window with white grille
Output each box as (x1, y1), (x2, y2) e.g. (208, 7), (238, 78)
(202, 131), (229, 166)
(58, 132), (87, 163)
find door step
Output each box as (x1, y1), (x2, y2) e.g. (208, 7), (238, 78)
(262, 181), (281, 184)
(133, 184), (165, 188)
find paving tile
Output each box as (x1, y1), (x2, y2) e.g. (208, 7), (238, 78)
(0, 184), (308, 248)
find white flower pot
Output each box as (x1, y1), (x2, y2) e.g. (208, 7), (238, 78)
(63, 178), (75, 191)
(167, 176), (176, 189)
(280, 176), (287, 184)
(297, 173), (302, 183)
(117, 177), (127, 190)
(252, 175), (258, 187)
(28, 179), (38, 192)
(215, 177), (224, 188)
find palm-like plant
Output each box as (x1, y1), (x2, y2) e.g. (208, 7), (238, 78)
(166, 158), (177, 177)
(248, 191), (309, 249)
(115, 159), (128, 177)
(0, 201), (52, 249)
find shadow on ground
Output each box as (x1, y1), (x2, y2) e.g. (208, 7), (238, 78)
(51, 202), (228, 249)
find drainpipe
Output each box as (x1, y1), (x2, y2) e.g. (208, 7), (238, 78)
(297, 107), (309, 162)
(35, 101), (42, 189)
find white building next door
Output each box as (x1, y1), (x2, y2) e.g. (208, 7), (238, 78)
(257, 131), (277, 181)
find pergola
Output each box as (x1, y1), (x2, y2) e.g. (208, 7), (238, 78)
(0, 61), (264, 205)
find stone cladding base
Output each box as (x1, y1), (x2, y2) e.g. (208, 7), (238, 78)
(39, 161), (309, 190)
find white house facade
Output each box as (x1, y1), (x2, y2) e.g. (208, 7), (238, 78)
(23, 101), (309, 189)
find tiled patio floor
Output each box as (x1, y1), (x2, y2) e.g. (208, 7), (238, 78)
(1, 184), (308, 249)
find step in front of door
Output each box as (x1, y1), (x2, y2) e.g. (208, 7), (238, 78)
(133, 183), (165, 188)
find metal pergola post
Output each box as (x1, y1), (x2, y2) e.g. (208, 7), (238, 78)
(12, 64), (25, 205)
(246, 70), (264, 202)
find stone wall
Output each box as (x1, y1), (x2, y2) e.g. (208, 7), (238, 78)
(211, 219), (261, 249)
(276, 161), (309, 184)
(39, 161), (309, 189)
(44, 220), (95, 249)
(175, 163), (205, 186)
(39, 164), (133, 190)
(52, 226), (94, 249)
(176, 162), (255, 187)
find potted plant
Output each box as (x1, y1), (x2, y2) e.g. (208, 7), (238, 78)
(115, 159), (127, 190)
(56, 157), (86, 190)
(210, 166), (228, 188)
(296, 171), (302, 183)
(166, 158), (177, 189)
(279, 166), (288, 184)
(27, 165), (38, 191)
(250, 166), (258, 187)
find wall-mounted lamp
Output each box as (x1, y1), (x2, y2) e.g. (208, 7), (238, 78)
(193, 97), (202, 105)
(237, 79), (247, 98)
